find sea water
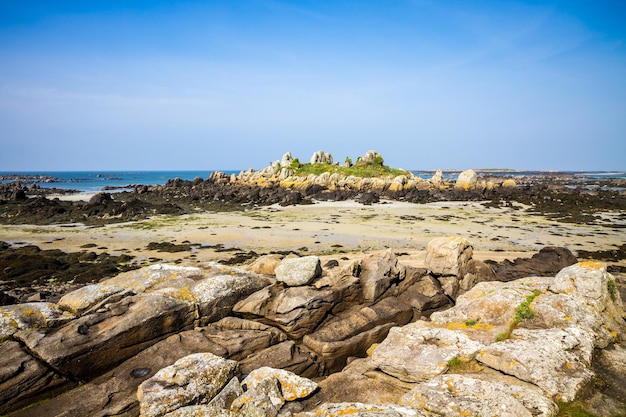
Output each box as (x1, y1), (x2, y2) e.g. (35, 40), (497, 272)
(1, 170), (624, 194)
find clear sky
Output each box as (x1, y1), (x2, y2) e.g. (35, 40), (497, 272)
(0, 1), (624, 171)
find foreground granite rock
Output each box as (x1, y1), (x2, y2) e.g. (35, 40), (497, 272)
(3, 238), (625, 416)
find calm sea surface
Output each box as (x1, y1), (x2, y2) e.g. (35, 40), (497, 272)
(1, 170), (625, 194)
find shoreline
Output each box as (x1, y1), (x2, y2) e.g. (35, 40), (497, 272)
(3, 199), (624, 266)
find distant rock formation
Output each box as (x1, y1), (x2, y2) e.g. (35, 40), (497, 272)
(310, 150), (334, 165)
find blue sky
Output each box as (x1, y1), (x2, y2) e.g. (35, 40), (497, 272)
(0, 1), (624, 171)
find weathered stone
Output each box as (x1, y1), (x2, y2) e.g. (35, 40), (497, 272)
(437, 275), (460, 300)
(201, 316), (287, 361)
(429, 170), (443, 185)
(371, 321), (484, 382)
(239, 340), (323, 378)
(247, 254), (283, 275)
(397, 274), (450, 316)
(294, 402), (424, 417)
(57, 283), (126, 315)
(425, 236), (473, 285)
(231, 376), (282, 416)
(310, 150), (333, 165)
(233, 284), (336, 339)
(400, 373), (557, 417)
(359, 249), (405, 302)
(303, 297), (413, 372)
(454, 169), (478, 190)
(547, 261), (625, 347)
(502, 178), (517, 188)
(477, 327), (594, 401)
(430, 277), (553, 343)
(190, 273), (271, 325)
(242, 366), (318, 402)
(275, 256), (322, 286)
(491, 246), (578, 282)
(137, 352), (237, 417)
(102, 263), (204, 293)
(1, 302), (73, 340)
(164, 376), (242, 417)
(16, 293), (197, 380)
(12, 330), (228, 417)
(297, 357), (413, 410)
(551, 261), (615, 312)
(459, 258), (497, 293)
(314, 259), (363, 312)
(0, 340), (72, 416)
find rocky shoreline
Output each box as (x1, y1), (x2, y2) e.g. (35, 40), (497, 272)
(1, 151), (625, 416)
(1, 238), (625, 416)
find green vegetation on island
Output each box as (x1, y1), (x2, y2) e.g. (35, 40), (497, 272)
(288, 153), (408, 178)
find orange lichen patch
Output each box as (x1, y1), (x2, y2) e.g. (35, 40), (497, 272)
(366, 343), (379, 357)
(579, 261), (606, 270)
(442, 321), (495, 332)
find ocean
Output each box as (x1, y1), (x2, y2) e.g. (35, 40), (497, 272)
(1, 170), (625, 194)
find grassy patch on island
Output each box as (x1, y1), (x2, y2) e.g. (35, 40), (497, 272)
(289, 154), (408, 178)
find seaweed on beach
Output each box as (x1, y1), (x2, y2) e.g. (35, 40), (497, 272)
(0, 242), (137, 303)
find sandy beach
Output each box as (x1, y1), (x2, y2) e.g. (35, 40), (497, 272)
(2, 199), (624, 269)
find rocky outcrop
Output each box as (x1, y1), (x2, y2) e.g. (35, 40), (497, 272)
(298, 260), (625, 416)
(489, 246), (578, 281)
(454, 169), (478, 190)
(3, 239), (624, 416)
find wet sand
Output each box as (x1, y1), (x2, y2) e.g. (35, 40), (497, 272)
(2, 200), (624, 269)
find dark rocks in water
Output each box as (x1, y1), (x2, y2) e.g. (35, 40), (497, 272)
(488, 246), (578, 282)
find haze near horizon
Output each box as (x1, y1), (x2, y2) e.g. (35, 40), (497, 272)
(0, 1), (624, 172)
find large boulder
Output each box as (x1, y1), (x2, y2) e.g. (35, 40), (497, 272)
(425, 236), (473, 277)
(233, 284), (337, 339)
(275, 256), (322, 287)
(370, 322), (484, 382)
(490, 246), (578, 282)
(137, 352), (238, 417)
(397, 270), (451, 317)
(359, 249), (405, 302)
(454, 169), (478, 190)
(476, 327), (594, 402)
(400, 373), (557, 417)
(310, 150), (333, 165)
(187, 273), (271, 325)
(425, 236), (473, 299)
(458, 259), (497, 294)
(247, 254), (284, 275)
